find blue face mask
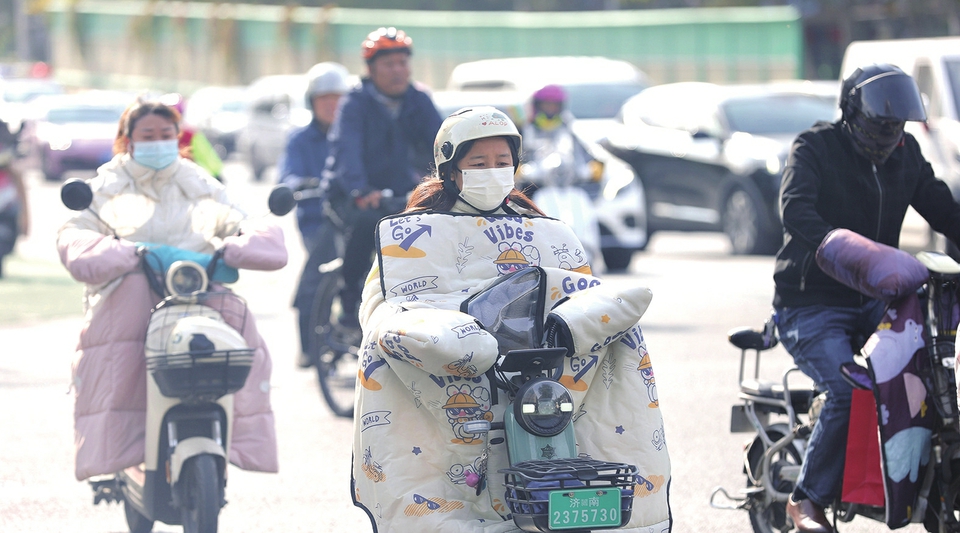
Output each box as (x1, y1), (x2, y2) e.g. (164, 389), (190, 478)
(132, 139), (179, 170)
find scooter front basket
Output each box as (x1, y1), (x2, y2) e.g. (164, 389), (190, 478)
(147, 348), (254, 400)
(145, 293), (254, 400)
(501, 456), (638, 532)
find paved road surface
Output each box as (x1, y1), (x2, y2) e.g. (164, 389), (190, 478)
(0, 165), (923, 532)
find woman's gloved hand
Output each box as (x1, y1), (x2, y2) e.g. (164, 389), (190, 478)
(375, 308), (499, 377)
(136, 242), (239, 283)
(544, 284), (653, 356)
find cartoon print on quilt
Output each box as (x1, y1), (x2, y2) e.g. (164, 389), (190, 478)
(863, 293), (938, 528)
(352, 212), (672, 532)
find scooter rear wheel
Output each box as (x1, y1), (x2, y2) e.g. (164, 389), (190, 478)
(746, 427), (803, 533)
(123, 497), (154, 533)
(179, 455), (221, 533)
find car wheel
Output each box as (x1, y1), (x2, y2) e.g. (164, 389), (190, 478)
(601, 247), (634, 272)
(722, 188), (778, 255)
(41, 155), (62, 182)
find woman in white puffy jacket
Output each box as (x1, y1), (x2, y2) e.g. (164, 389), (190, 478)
(351, 107), (671, 532)
(58, 99), (286, 481)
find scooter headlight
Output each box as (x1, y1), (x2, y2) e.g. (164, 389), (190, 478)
(514, 379), (575, 437)
(165, 260), (208, 296)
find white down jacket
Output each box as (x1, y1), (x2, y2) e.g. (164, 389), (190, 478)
(352, 210), (671, 532)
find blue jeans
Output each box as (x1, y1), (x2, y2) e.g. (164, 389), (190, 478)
(775, 301), (886, 507)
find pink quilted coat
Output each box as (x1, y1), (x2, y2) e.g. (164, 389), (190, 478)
(57, 155), (287, 481)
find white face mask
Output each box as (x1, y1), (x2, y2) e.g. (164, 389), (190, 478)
(459, 167), (515, 212)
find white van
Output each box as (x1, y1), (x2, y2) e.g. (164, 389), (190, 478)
(840, 37), (960, 252)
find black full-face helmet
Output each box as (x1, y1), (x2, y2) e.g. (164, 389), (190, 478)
(840, 64), (927, 163)
(840, 64), (927, 122)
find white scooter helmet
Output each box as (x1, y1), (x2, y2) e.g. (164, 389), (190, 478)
(305, 62), (351, 107)
(165, 315), (249, 356)
(434, 106), (522, 181)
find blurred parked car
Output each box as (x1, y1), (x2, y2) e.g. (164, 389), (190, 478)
(22, 91), (132, 181)
(183, 85), (248, 159)
(603, 81), (838, 255)
(440, 56), (652, 270)
(0, 77), (63, 140)
(236, 74), (310, 181)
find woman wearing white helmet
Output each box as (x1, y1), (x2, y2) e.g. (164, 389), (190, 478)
(405, 106), (544, 215)
(350, 107), (672, 532)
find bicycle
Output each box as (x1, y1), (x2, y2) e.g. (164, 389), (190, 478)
(271, 182), (406, 418)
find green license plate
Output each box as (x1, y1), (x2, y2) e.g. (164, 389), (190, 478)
(548, 487), (622, 530)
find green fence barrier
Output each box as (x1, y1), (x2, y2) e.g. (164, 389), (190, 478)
(45, 0), (802, 92)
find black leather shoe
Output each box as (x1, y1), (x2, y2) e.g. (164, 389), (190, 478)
(786, 495), (831, 533)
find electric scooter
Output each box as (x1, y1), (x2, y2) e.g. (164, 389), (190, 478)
(62, 179), (291, 533)
(517, 135), (604, 273)
(710, 232), (960, 533)
(461, 267), (639, 532)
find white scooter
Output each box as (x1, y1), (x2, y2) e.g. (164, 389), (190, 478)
(61, 179), (292, 533)
(517, 132), (605, 273)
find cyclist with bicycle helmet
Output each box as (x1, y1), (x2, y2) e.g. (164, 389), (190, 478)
(322, 27), (441, 328)
(350, 107), (671, 531)
(774, 64), (960, 532)
(277, 62), (351, 366)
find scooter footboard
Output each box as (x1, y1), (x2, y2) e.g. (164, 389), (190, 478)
(501, 457), (638, 532)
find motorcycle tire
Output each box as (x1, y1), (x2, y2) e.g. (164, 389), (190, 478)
(123, 497), (154, 533)
(179, 455), (222, 533)
(308, 268), (359, 418)
(745, 426), (804, 533)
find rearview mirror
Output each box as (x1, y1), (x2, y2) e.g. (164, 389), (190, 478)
(268, 185), (296, 216)
(61, 178), (93, 211)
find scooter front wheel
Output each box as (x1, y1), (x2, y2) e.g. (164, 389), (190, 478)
(179, 455), (222, 533)
(123, 497), (154, 533)
(309, 268), (358, 418)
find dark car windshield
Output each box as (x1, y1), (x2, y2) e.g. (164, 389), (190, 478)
(722, 94), (837, 135)
(946, 58), (960, 123)
(564, 83), (647, 120)
(46, 106), (125, 125)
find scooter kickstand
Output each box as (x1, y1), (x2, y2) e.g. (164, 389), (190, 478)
(709, 486), (750, 510)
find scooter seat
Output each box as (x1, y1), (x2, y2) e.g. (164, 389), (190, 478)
(741, 379), (815, 414)
(740, 378), (784, 398)
(728, 327), (778, 351)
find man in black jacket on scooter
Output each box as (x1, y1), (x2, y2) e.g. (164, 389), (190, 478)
(774, 64), (960, 532)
